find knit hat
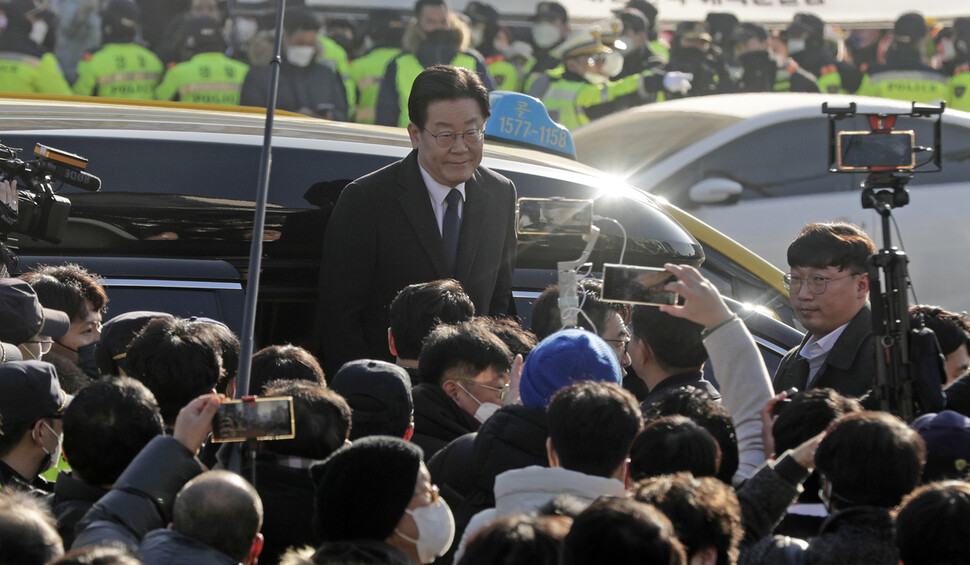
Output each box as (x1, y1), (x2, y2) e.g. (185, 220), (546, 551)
(312, 436), (423, 542)
(519, 329), (623, 408)
(912, 410), (970, 481)
(331, 360), (413, 439)
(95, 310), (174, 376)
(0, 278), (71, 345)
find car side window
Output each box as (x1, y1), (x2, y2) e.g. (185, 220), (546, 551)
(907, 120), (970, 187)
(662, 117), (858, 206)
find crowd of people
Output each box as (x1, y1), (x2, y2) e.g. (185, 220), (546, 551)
(3, 215), (970, 564)
(1, 0), (968, 128)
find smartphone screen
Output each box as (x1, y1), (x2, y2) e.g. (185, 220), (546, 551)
(837, 130), (915, 171)
(601, 263), (678, 306)
(211, 396), (295, 443)
(516, 197), (593, 235)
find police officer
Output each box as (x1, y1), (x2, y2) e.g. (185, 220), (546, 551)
(857, 12), (948, 103)
(538, 29), (691, 130)
(784, 12), (861, 94)
(350, 9), (404, 124)
(0, 0), (72, 95)
(612, 7), (666, 79)
(155, 17), (249, 105)
(664, 21), (734, 98)
(622, 0), (668, 60)
(317, 17), (356, 120)
(733, 23), (818, 93)
(947, 17), (970, 111)
(465, 1), (519, 91)
(375, 0), (493, 128)
(73, 0), (163, 99)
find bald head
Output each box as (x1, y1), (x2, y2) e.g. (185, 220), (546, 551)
(173, 470), (263, 563)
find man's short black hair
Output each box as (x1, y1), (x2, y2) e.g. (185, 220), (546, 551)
(530, 280), (630, 341)
(408, 65), (491, 131)
(389, 279), (475, 360)
(461, 514), (571, 565)
(630, 306), (707, 371)
(772, 388), (862, 454)
(21, 264), (108, 322)
(189, 321), (240, 393)
(630, 415), (721, 481)
(562, 497), (686, 565)
(262, 379), (351, 460)
(415, 0), (448, 17)
(786, 222), (876, 273)
(62, 377), (163, 486)
(895, 480), (970, 565)
(172, 470), (263, 564)
(632, 473), (742, 565)
(0, 490), (63, 564)
(815, 411), (925, 508)
(418, 318), (512, 386)
(480, 316), (538, 359)
(251, 344), (325, 394)
(125, 317), (222, 425)
(547, 381), (643, 478)
(643, 389), (739, 485)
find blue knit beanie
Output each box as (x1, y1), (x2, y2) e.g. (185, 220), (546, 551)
(519, 329), (623, 408)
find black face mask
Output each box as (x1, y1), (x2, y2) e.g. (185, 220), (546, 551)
(57, 341), (101, 379)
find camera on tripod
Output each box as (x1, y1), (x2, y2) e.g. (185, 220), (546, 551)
(0, 142), (101, 244)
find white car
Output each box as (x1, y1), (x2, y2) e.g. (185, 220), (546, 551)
(574, 93), (970, 313)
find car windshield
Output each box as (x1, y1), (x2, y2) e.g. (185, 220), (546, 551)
(575, 111), (743, 177)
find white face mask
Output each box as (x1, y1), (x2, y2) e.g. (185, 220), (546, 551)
(601, 50), (624, 78)
(584, 71), (609, 85)
(396, 500), (456, 563)
(286, 45), (316, 67)
(457, 382), (502, 424)
(532, 22), (562, 49)
(234, 17), (258, 44)
(29, 19), (49, 46)
(787, 38), (807, 54)
(40, 420), (63, 472)
(469, 27), (484, 48)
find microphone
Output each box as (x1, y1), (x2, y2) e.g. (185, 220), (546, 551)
(32, 159), (102, 192)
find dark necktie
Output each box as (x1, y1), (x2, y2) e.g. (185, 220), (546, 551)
(442, 188), (462, 271)
(789, 356), (811, 392)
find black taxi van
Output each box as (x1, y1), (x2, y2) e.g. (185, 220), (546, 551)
(0, 95), (799, 373)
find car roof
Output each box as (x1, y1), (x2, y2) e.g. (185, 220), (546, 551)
(0, 94), (785, 294)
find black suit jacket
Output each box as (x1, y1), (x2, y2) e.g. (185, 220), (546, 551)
(318, 150), (517, 375)
(773, 305), (876, 399)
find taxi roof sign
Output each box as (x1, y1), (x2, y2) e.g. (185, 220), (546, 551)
(485, 91), (576, 160)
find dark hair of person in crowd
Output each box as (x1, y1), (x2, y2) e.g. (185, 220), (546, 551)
(125, 317), (222, 425)
(536, 494), (590, 520)
(408, 65), (490, 130)
(815, 411), (926, 509)
(772, 388), (863, 454)
(62, 377), (164, 487)
(250, 344), (325, 394)
(418, 319), (512, 386)
(49, 545), (143, 565)
(547, 381), (643, 478)
(262, 379), (351, 460)
(0, 489), (63, 565)
(643, 389), (739, 485)
(787, 222), (876, 272)
(629, 415), (721, 481)
(529, 280), (631, 341)
(388, 279), (475, 360)
(630, 305), (708, 371)
(330, 359), (413, 441)
(171, 470), (264, 564)
(21, 263), (108, 322)
(189, 320), (240, 394)
(480, 316), (538, 359)
(894, 480), (970, 565)
(458, 513), (572, 565)
(283, 7), (321, 36)
(562, 497), (687, 565)
(631, 473), (743, 565)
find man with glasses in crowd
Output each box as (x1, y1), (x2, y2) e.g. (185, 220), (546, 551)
(773, 222), (877, 399)
(319, 65), (516, 376)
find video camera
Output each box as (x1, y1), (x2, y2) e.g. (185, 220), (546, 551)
(0, 141), (101, 244)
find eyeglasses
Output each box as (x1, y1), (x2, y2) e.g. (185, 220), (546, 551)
(423, 128), (485, 148)
(603, 335), (631, 355)
(463, 380), (510, 402)
(25, 339), (54, 354)
(783, 272), (861, 295)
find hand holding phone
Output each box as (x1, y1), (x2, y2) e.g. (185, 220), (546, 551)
(656, 264), (734, 330)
